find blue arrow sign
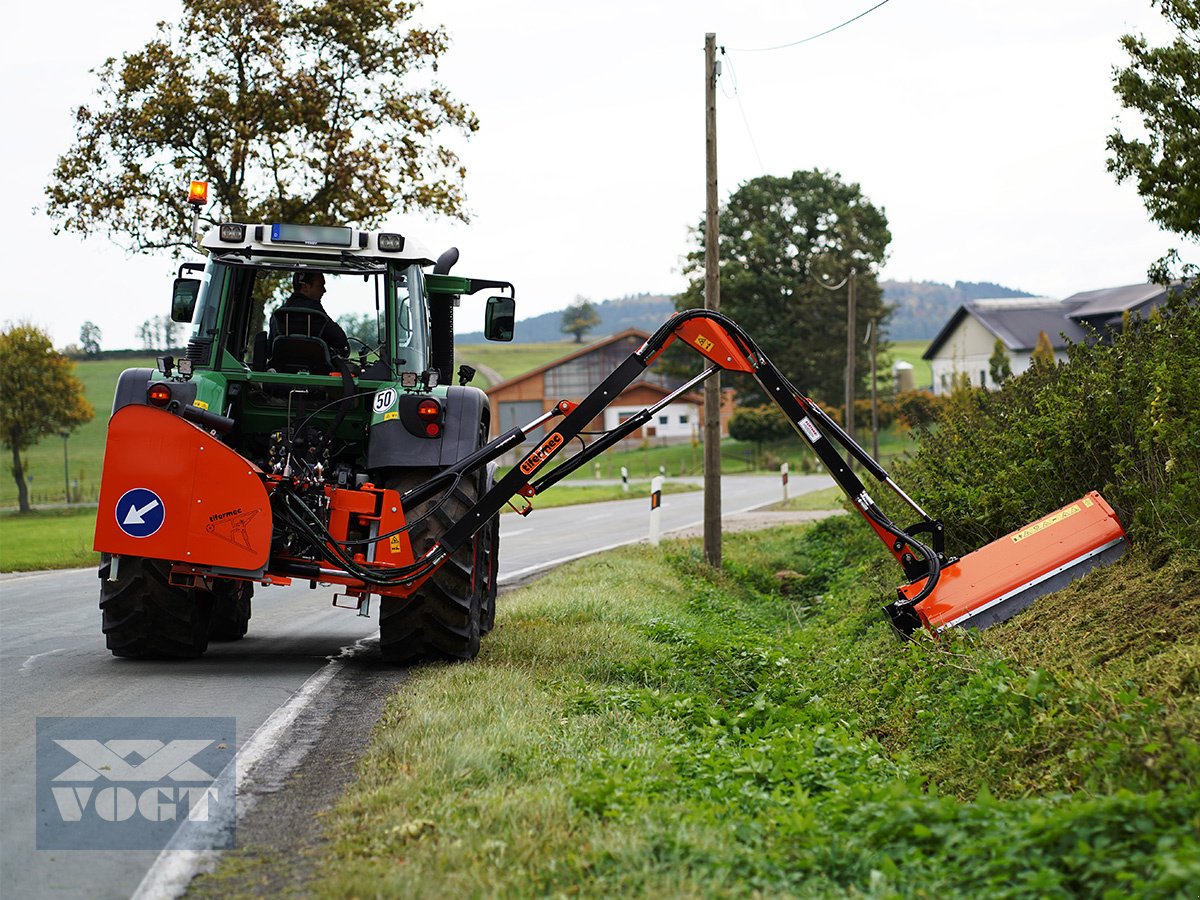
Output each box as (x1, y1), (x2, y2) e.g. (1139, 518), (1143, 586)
(115, 488), (166, 539)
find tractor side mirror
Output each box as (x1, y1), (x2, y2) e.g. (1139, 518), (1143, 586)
(171, 278), (201, 323)
(484, 296), (515, 342)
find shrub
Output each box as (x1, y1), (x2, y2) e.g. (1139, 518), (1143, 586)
(893, 288), (1200, 554)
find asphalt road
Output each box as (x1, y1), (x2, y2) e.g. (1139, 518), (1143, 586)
(0, 473), (831, 899)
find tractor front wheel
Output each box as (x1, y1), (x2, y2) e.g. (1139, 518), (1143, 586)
(99, 555), (212, 658)
(209, 579), (252, 641)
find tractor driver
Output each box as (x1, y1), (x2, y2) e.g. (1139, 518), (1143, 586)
(268, 271), (351, 359)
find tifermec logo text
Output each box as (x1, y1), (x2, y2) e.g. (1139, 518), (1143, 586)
(36, 717), (236, 850)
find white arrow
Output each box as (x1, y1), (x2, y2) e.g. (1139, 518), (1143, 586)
(123, 499), (160, 525)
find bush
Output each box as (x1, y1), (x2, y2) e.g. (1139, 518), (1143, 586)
(893, 389), (942, 430)
(893, 289), (1200, 554)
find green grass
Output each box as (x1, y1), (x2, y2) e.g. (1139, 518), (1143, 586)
(535, 424), (915, 485)
(888, 338), (933, 391)
(1, 356), (156, 508)
(764, 484), (844, 511)
(218, 518), (1195, 898)
(456, 339), (583, 386)
(506, 480), (699, 512)
(0, 507), (99, 572)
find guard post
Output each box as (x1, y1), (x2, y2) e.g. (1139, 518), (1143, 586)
(649, 475), (664, 546)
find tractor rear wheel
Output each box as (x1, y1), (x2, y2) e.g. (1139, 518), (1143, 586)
(99, 555), (212, 658)
(209, 579), (252, 641)
(379, 468), (487, 664)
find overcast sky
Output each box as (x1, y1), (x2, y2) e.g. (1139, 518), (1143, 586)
(2, 0), (1186, 349)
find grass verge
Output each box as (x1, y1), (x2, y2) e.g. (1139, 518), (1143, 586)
(506, 480), (699, 512)
(0, 508), (99, 572)
(296, 519), (1197, 897)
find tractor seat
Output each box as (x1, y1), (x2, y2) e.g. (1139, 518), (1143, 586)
(268, 335), (333, 373)
(267, 307), (335, 373)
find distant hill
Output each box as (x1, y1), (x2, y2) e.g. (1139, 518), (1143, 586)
(883, 280), (1037, 341)
(458, 281), (1038, 345)
(458, 293), (675, 344)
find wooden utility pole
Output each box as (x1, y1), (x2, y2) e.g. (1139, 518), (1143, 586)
(844, 269), (857, 444)
(867, 316), (879, 461)
(703, 32), (722, 569)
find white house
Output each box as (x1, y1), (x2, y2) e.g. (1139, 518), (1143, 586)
(922, 282), (1185, 395)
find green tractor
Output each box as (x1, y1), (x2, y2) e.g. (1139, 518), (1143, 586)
(94, 221), (515, 663)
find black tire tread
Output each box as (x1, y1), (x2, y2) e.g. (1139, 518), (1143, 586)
(379, 468), (486, 664)
(209, 579), (252, 641)
(99, 555), (211, 658)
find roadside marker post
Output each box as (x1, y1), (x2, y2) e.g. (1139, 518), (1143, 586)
(649, 476), (664, 546)
(781, 462), (789, 503)
(621, 466), (629, 492)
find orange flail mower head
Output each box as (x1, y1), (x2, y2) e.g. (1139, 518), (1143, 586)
(886, 491), (1128, 635)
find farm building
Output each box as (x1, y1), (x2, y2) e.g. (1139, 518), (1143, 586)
(484, 329), (731, 448)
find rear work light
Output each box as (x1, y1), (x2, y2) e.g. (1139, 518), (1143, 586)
(377, 232), (405, 252)
(218, 223), (246, 242)
(147, 384), (173, 407)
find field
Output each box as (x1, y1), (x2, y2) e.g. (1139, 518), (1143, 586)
(1, 356), (157, 508)
(456, 339), (582, 385)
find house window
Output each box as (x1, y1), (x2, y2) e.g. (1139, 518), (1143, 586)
(980, 370), (987, 387)
(658, 415), (670, 425)
(678, 415), (689, 425)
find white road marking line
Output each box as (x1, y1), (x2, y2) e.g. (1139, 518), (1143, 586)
(130, 637), (372, 900)
(18, 648), (65, 676)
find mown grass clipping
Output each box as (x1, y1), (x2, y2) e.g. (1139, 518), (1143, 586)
(310, 518), (1198, 898)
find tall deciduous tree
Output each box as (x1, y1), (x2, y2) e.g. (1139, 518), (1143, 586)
(0, 325), (94, 512)
(678, 169), (891, 404)
(561, 297), (601, 344)
(79, 321), (102, 356)
(1107, 0), (1200, 278)
(45, 0), (478, 254)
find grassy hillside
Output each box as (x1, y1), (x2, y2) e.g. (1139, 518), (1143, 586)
(194, 520), (1196, 897)
(455, 340), (579, 385)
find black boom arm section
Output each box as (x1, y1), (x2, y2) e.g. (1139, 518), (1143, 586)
(425, 310), (946, 607)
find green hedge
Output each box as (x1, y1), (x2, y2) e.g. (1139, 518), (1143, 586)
(892, 288), (1200, 556)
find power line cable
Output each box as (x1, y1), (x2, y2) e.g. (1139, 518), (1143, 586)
(729, 0), (893, 53)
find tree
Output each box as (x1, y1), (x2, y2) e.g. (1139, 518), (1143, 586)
(45, 0), (478, 255)
(727, 404), (792, 466)
(1031, 330), (1057, 368)
(336, 312), (381, 348)
(561, 296), (601, 344)
(79, 321), (102, 356)
(0, 325), (94, 512)
(1107, 0), (1200, 279)
(678, 169), (891, 404)
(137, 316), (181, 351)
(988, 338), (1012, 386)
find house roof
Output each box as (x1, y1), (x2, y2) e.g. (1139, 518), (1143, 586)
(923, 297), (1086, 359)
(1062, 282), (1170, 317)
(484, 328), (650, 393)
(922, 281), (1193, 361)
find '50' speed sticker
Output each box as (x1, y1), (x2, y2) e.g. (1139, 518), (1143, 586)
(373, 388), (397, 414)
